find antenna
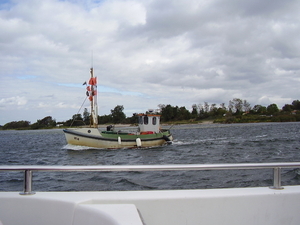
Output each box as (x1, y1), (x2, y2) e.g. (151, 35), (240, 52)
(91, 50), (93, 68)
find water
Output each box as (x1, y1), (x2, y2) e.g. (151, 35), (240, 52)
(0, 122), (300, 191)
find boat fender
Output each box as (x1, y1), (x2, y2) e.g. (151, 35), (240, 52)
(163, 135), (172, 144)
(118, 136), (121, 145)
(136, 138), (142, 147)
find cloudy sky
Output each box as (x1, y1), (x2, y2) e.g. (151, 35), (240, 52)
(1, 0), (300, 125)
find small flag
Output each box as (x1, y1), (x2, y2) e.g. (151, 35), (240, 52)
(89, 77), (97, 85)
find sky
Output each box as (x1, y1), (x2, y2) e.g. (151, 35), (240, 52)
(1, 0), (300, 125)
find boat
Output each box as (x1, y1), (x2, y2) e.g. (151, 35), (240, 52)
(1, 162), (300, 225)
(63, 68), (173, 149)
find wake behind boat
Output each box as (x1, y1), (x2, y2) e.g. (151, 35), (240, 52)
(63, 68), (173, 149)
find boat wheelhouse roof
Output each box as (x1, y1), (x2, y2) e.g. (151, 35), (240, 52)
(137, 113), (161, 117)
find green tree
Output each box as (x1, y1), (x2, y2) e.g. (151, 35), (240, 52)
(172, 106), (179, 120)
(216, 107), (227, 116)
(217, 103), (227, 116)
(160, 104), (173, 121)
(83, 108), (90, 124)
(73, 114), (83, 121)
(178, 106), (191, 120)
(292, 100), (300, 110)
(204, 102), (209, 113)
(111, 105), (126, 123)
(198, 103), (208, 119)
(31, 116), (56, 129)
(64, 114), (84, 126)
(232, 98), (243, 114)
(191, 104), (198, 118)
(267, 104), (279, 115)
(243, 100), (251, 112)
(124, 114), (138, 124)
(209, 103), (217, 116)
(252, 105), (267, 114)
(39, 116), (56, 126)
(228, 100), (234, 113)
(220, 103), (226, 110)
(282, 104), (294, 113)
(98, 114), (113, 124)
(3, 120), (30, 130)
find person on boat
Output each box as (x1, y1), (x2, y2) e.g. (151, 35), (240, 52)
(106, 125), (113, 131)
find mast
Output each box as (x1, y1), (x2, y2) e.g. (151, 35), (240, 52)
(89, 68), (98, 128)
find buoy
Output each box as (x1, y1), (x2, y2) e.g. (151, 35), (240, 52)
(136, 138), (142, 147)
(118, 136), (121, 145)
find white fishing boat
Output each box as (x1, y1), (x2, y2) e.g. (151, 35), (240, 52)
(1, 162), (300, 225)
(63, 68), (173, 149)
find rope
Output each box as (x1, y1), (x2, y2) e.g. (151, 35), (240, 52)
(70, 96), (88, 127)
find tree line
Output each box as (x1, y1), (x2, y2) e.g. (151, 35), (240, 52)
(1, 116), (57, 130)
(159, 99), (300, 123)
(1, 99), (300, 130)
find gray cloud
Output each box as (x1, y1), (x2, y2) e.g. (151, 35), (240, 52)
(1, 0), (300, 124)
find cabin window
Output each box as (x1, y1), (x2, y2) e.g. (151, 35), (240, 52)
(139, 116), (143, 124)
(144, 116), (148, 125)
(152, 117), (157, 125)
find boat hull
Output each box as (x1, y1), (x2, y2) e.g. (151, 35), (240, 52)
(63, 128), (173, 149)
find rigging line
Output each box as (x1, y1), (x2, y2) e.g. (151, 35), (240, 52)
(70, 96), (89, 127)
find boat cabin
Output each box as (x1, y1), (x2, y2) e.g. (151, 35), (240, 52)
(138, 114), (161, 133)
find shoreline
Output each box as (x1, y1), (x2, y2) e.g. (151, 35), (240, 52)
(2, 120), (300, 131)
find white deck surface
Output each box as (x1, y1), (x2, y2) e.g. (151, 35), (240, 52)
(1, 186), (300, 225)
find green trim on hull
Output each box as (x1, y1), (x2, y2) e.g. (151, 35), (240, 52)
(100, 131), (171, 141)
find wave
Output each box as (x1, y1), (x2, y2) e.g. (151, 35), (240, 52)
(62, 144), (163, 151)
(172, 137), (230, 146)
(255, 135), (268, 138)
(62, 144), (100, 151)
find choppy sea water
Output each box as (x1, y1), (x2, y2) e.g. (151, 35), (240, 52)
(0, 122), (300, 191)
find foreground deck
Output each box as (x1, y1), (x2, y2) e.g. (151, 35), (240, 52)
(1, 163), (300, 225)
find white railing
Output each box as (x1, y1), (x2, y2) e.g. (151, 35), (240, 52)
(1, 162), (300, 195)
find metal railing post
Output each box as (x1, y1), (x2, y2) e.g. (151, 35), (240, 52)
(270, 167), (283, 190)
(20, 170), (35, 195)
